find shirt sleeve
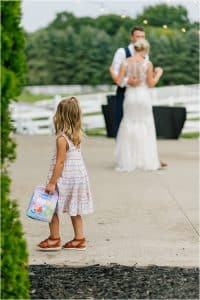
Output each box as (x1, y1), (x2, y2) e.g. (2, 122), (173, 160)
(111, 48), (128, 87)
(111, 48), (126, 75)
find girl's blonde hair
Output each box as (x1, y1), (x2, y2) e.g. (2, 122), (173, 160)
(54, 97), (83, 147)
(134, 38), (150, 53)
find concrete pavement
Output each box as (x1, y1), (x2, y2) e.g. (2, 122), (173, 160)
(10, 135), (199, 267)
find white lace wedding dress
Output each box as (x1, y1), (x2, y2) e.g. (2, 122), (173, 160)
(115, 60), (160, 171)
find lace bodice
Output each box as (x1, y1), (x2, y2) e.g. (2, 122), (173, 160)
(124, 60), (148, 86)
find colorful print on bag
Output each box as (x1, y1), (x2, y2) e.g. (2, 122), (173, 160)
(27, 186), (58, 223)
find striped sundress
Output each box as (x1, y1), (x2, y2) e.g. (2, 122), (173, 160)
(46, 133), (93, 216)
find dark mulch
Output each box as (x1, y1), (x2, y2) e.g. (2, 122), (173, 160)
(29, 264), (199, 299)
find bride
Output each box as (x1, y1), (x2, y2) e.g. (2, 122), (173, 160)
(110, 38), (163, 172)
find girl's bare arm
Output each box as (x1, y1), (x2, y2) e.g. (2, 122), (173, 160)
(45, 136), (69, 193)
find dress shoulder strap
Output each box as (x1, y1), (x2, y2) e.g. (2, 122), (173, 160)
(56, 133), (72, 148)
(56, 133), (80, 150)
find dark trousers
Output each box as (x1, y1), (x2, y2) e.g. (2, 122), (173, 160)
(115, 86), (126, 136)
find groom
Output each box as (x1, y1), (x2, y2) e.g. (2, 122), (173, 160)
(111, 26), (148, 135)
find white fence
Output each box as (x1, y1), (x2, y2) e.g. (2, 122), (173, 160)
(11, 84), (200, 135)
(24, 85), (116, 95)
(10, 103), (54, 135)
(150, 84), (200, 133)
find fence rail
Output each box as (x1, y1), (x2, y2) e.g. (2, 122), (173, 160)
(11, 84), (199, 135)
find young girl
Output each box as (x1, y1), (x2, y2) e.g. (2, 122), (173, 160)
(38, 97), (93, 251)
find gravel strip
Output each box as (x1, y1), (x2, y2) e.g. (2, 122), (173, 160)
(29, 264), (199, 299)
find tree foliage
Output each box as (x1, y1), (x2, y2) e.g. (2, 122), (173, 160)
(24, 4), (199, 86)
(135, 4), (190, 28)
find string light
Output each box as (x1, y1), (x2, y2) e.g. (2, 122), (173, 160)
(121, 13), (126, 19)
(95, 2), (191, 33)
(120, 9), (127, 19)
(100, 2), (105, 13)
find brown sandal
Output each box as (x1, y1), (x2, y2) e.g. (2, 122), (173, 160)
(62, 238), (86, 250)
(37, 236), (61, 251)
(160, 161), (168, 168)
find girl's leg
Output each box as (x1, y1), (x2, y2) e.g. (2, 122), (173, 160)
(38, 212), (61, 248)
(70, 215), (84, 239)
(48, 212), (60, 244)
(49, 212), (60, 238)
(70, 215), (86, 246)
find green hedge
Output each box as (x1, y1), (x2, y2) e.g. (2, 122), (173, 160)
(1, 1), (30, 298)
(1, 174), (30, 299)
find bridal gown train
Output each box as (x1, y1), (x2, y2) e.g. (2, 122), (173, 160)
(115, 60), (160, 171)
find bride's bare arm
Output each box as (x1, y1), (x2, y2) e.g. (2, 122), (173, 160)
(109, 63), (140, 87)
(146, 62), (163, 87)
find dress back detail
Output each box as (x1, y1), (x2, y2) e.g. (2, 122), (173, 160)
(124, 59), (148, 86)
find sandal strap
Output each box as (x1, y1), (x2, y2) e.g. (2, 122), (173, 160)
(63, 239), (74, 248)
(39, 239), (50, 248)
(48, 236), (61, 241)
(63, 238), (86, 248)
(74, 238), (86, 247)
(73, 237), (85, 242)
(39, 237), (61, 248)
(66, 240), (74, 247)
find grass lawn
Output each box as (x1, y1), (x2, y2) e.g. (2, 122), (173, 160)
(16, 91), (78, 103)
(180, 132), (200, 138)
(85, 128), (107, 136)
(85, 129), (200, 139)
(16, 91), (52, 103)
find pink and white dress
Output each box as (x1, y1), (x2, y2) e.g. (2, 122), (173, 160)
(46, 133), (93, 216)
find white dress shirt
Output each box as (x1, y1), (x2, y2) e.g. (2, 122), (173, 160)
(111, 43), (149, 87)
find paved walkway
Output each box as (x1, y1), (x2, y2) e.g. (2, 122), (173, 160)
(10, 136), (199, 267)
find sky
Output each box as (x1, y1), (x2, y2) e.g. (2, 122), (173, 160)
(21, 0), (199, 32)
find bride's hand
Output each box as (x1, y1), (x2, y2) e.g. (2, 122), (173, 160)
(154, 67), (163, 76)
(128, 77), (140, 87)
